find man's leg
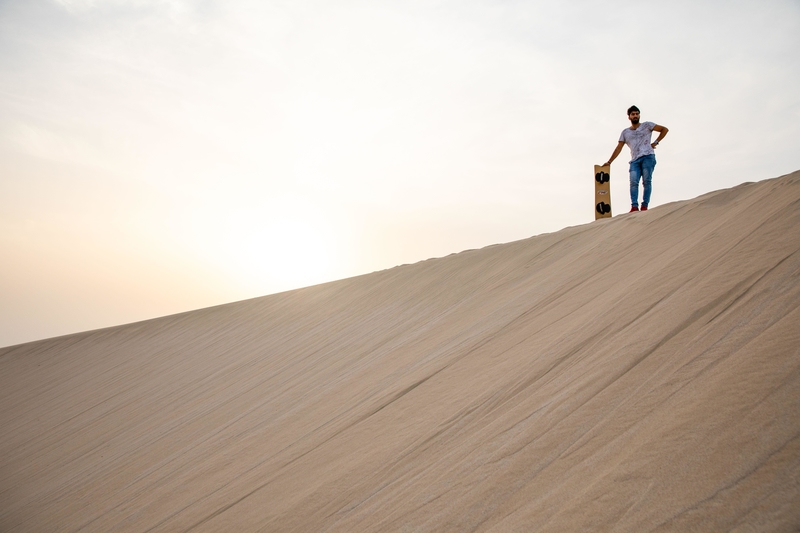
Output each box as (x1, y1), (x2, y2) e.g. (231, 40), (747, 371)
(641, 154), (656, 208)
(629, 158), (643, 208)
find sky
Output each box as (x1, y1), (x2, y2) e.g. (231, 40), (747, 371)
(1, 0), (799, 348)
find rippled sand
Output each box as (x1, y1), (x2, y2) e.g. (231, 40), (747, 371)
(2, 171), (799, 532)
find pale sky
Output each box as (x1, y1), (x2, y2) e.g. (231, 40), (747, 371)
(1, 0), (799, 347)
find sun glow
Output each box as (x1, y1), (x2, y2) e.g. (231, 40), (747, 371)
(181, 195), (346, 296)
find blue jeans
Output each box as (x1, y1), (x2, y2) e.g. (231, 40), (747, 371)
(629, 154), (656, 207)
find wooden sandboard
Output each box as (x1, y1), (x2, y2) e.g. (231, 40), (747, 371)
(594, 164), (612, 219)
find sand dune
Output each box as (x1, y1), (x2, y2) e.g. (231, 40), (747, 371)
(2, 171), (800, 532)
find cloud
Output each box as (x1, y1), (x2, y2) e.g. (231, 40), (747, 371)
(51, 0), (191, 14)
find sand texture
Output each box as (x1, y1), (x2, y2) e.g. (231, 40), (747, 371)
(2, 172), (800, 532)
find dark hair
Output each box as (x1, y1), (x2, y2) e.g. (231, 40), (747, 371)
(627, 105), (640, 115)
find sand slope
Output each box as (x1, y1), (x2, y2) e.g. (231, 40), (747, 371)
(2, 172), (800, 532)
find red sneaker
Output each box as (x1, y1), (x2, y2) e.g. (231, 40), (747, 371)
(641, 204), (648, 211)
(629, 206), (639, 213)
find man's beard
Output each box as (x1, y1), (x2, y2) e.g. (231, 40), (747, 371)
(630, 118), (640, 125)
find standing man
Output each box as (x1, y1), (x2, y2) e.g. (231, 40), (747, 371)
(603, 106), (668, 212)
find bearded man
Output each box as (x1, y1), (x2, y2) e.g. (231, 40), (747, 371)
(603, 105), (669, 212)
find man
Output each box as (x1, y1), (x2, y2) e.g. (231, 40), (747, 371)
(603, 105), (668, 212)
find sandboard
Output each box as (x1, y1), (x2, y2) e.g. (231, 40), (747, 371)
(594, 164), (612, 219)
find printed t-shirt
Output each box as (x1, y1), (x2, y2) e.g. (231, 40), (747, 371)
(619, 121), (656, 162)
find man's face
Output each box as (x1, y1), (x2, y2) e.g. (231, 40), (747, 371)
(628, 111), (640, 125)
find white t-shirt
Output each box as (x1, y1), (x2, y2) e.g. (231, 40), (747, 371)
(619, 121), (656, 162)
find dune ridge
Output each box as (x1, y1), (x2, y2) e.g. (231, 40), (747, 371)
(2, 171), (800, 532)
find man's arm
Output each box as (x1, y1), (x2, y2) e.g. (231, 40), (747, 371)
(603, 141), (625, 167)
(651, 124), (669, 148)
